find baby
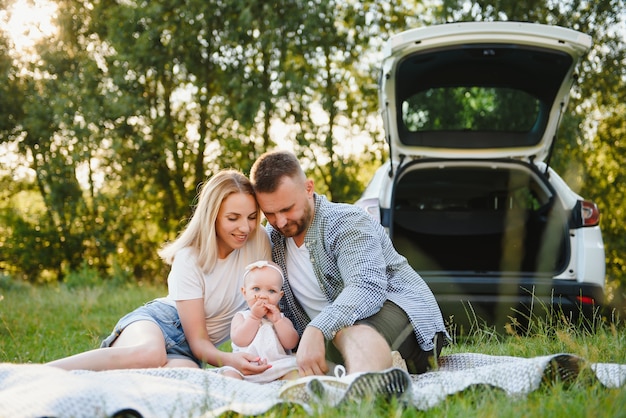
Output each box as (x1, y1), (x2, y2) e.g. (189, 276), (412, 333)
(222, 260), (299, 383)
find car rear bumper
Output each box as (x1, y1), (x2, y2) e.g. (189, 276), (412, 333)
(423, 275), (604, 333)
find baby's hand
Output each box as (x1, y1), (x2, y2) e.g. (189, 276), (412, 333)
(264, 303), (282, 323)
(250, 300), (268, 320)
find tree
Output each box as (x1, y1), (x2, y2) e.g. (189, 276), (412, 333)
(0, 0), (623, 290)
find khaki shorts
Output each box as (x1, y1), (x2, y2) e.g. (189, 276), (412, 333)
(325, 300), (444, 374)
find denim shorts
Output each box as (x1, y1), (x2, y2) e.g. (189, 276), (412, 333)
(100, 299), (201, 367)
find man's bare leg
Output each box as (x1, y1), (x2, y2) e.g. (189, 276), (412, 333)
(333, 324), (393, 374)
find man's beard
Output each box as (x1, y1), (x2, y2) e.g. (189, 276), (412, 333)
(278, 203), (312, 238)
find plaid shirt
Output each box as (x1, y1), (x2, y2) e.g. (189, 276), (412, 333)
(270, 193), (448, 352)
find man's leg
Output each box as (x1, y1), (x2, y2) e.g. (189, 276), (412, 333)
(333, 324), (392, 374)
(330, 324), (411, 403)
(327, 301), (443, 374)
(281, 321), (411, 405)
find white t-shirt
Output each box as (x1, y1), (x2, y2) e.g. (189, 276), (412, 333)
(163, 246), (253, 346)
(285, 237), (328, 320)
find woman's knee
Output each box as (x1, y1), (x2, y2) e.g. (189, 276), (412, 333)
(129, 344), (168, 368)
(110, 326), (169, 368)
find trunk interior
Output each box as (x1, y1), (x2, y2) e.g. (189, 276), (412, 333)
(390, 162), (570, 276)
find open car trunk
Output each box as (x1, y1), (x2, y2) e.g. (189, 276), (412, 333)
(390, 160), (570, 276)
(361, 23), (601, 333)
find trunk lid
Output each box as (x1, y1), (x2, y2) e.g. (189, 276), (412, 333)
(380, 22), (592, 163)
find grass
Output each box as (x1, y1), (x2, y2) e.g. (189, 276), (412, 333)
(0, 277), (165, 362)
(1, 278), (626, 417)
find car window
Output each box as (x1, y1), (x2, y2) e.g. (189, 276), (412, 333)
(392, 44), (573, 149)
(401, 86), (540, 133)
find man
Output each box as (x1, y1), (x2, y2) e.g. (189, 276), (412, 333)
(250, 150), (449, 399)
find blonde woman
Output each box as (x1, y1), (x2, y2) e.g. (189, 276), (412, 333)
(48, 170), (272, 377)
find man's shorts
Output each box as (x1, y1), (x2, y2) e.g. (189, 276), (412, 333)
(325, 300), (444, 374)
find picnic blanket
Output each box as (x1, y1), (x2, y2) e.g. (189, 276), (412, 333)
(1, 353), (625, 417)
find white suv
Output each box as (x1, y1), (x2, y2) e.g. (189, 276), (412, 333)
(356, 22), (605, 333)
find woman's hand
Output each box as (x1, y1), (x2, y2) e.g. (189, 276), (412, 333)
(228, 352), (272, 376)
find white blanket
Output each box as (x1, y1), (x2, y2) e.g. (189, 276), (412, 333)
(1, 353), (625, 417)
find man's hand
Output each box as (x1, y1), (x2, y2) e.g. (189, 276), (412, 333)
(296, 326), (328, 376)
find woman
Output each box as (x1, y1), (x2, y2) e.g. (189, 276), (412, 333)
(47, 170), (272, 377)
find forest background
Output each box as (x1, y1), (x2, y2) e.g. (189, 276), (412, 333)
(0, 0), (624, 308)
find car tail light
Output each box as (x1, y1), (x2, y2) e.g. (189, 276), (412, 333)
(581, 200), (600, 227)
(576, 295), (596, 305)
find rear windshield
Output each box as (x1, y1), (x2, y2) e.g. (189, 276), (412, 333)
(402, 87), (540, 133)
(394, 44), (573, 149)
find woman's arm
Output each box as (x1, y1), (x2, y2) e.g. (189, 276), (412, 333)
(177, 299), (230, 367)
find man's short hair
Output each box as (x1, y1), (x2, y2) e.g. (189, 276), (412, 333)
(250, 150), (303, 193)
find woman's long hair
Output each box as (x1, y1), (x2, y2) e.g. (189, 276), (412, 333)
(158, 170), (268, 274)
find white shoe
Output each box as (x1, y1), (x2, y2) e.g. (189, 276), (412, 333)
(278, 366), (348, 404)
(341, 366), (412, 404)
(279, 365), (412, 406)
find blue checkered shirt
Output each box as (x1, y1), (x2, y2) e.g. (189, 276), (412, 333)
(270, 193), (448, 352)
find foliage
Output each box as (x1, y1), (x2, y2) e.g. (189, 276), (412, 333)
(63, 261), (104, 289)
(0, 0), (623, 297)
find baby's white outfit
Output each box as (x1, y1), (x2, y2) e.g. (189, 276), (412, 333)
(229, 309), (299, 383)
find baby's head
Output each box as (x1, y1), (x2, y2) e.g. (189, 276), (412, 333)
(241, 260), (284, 307)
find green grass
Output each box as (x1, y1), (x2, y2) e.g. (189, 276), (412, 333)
(0, 278), (165, 362)
(1, 278), (626, 417)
